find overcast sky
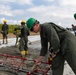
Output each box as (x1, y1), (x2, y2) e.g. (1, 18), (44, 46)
(0, 0), (76, 28)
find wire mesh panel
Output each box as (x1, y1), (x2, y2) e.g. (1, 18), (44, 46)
(0, 54), (52, 75)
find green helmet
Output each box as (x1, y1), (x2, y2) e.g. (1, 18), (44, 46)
(26, 18), (36, 30)
(74, 13), (76, 19)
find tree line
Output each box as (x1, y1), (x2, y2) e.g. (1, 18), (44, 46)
(0, 24), (19, 33)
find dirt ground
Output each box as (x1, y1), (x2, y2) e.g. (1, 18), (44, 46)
(0, 35), (75, 75)
(0, 40), (40, 55)
(0, 40), (51, 75)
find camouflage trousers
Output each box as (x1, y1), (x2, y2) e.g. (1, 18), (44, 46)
(2, 34), (8, 44)
(18, 38), (28, 51)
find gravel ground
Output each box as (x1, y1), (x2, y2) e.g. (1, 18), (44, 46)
(0, 40), (75, 75)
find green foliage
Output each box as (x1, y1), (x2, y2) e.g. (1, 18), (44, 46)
(0, 24), (2, 29)
(0, 24), (19, 33)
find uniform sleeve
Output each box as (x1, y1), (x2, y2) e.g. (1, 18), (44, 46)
(7, 25), (9, 31)
(26, 28), (30, 36)
(7, 25), (9, 34)
(15, 26), (23, 30)
(7, 25), (9, 30)
(27, 30), (30, 36)
(40, 34), (48, 56)
(17, 26), (23, 30)
(46, 26), (60, 53)
(2, 25), (3, 31)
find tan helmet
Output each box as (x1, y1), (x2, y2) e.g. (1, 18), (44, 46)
(21, 20), (26, 23)
(3, 20), (7, 23)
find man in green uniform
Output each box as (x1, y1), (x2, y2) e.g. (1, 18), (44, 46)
(74, 13), (76, 20)
(26, 18), (76, 75)
(71, 24), (76, 36)
(71, 13), (76, 36)
(14, 20), (30, 57)
(1, 20), (9, 44)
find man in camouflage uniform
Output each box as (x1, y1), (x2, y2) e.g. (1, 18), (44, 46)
(14, 20), (30, 57)
(1, 20), (9, 44)
(26, 18), (76, 75)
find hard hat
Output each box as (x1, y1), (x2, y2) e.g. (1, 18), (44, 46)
(26, 18), (36, 30)
(74, 13), (76, 19)
(21, 20), (26, 23)
(3, 20), (7, 23)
